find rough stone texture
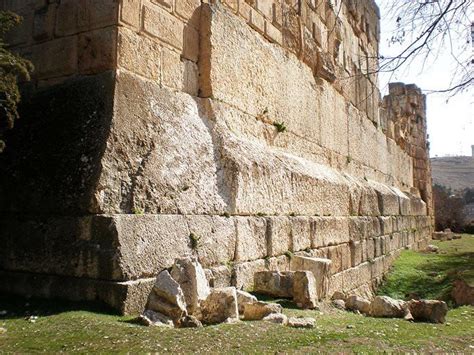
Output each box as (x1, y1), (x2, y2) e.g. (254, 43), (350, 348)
(0, 1), (434, 314)
(236, 290), (257, 314)
(287, 317), (316, 329)
(146, 271), (187, 320)
(451, 279), (474, 306)
(254, 271), (294, 298)
(139, 310), (174, 327)
(293, 271), (318, 309)
(243, 302), (282, 321)
(345, 295), (371, 314)
(170, 256), (210, 316)
(290, 256), (331, 300)
(370, 296), (408, 318)
(200, 287), (239, 324)
(407, 300), (448, 324)
(263, 312), (288, 325)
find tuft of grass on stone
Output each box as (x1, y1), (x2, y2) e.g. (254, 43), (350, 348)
(189, 232), (201, 250)
(273, 122), (287, 133)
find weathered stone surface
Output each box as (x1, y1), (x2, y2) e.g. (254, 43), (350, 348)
(451, 279), (474, 306)
(235, 217), (267, 261)
(426, 244), (439, 253)
(293, 271), (318, 309)
(254, 271), (294, 298)
(287, 317), (316, 329)
(201, 287), (239, 324)
(290, 256), (331, 300)
(146, 270), (187, 320)
(176, 315), (203, 328)
(333, 299), (346, 310)
(345, 295), (371, 314)
(170, 256), (210, 316)
(139, 310), (174, 327)
(407, 300), (448, 323)
(236, 290), (257, 314)
(263, 313), (288, 325)
(370, 296), (408, 318)
(243, 301), (282, 321)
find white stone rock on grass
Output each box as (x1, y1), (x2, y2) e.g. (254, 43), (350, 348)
(139, 310), (174, 327)
(287, 317), (316, 328)
(370, 296), (409, 318)
(345, 295), (371, 314)
(263, 313), (288, 325)
(146, 270), (187, 320)
(236, 290), (257, 314)
(243, 301), (282, 320)
(293, 271), (318, 309)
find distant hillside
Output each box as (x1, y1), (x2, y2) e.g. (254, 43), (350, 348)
(431, 154), (474, 192)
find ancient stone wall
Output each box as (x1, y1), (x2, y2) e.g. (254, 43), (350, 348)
(0, 0), (433, 314)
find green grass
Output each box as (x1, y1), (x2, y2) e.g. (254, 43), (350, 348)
(378, 234), (474, 302)
(0, 236), (473, 353)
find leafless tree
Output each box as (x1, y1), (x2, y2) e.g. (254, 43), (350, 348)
(378, 0), (473, 95)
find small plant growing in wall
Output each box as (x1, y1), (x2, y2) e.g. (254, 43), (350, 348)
(273, 121), (287, 133)
(256, 212), (267, 217)
(346, 155), (352, 164)
(189, 233), (201, 250)
(132, 207), (144, 215)
(284, 250), (294, 259)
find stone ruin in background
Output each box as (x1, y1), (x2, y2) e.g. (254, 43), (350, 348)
(0, 0), (434, 314)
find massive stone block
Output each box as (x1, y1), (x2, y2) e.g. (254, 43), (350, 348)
(0, 1), (434, 313)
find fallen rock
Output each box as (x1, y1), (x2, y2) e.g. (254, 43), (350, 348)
(201, 287), (239, 324)
(426, 245), (439, 253)
(176, 315), (203, 328)
(332, 299), (346, 310)
(293, 271), (318, 309)
(331, 291), (346, 301)
(139, 310), (174, 327)
(370, 296), (408, 318)
(287, 317), (315, 329)
(243, 301), (282, 320)
(146, 270), (188, 320)
(345, 295), (371, 315)
(452, 279), (474, 306)
(171, 256), (210, 316)
(236, 290), (257, 314)
(254, 271), (294, 298)
(408, 300), (448, 323)
(263, 313), (288, 325)
(290, 256), (332, 300)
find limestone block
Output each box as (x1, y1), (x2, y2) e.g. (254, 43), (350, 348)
(326, 244), (351, 274)
(349, 217), (381, 242)
(288, 317), (315, 328)
(293, 271), (318, 309)
(117, 28), (161, 80)
(370, 296), (408, 318)
(290, 216), (312, 252)
(266, 255), (291, 272)
(370, 257), (384, 278)
(345, 175), (380, 216)
(290, 255), (331, 300)
(312, 217), (350, 248)
(185, 215), (236, 267)
(263, 313), (288, 324)
(232, 259), (266, 291)
(254, 271), (294, 298)
(183, 25), (200, 62)
(243, 302), (282, 320)
(146, 270), (187, 320)
(236, 290), (257, 314)
(175, 0), (201, 27)
(379, 216), (394, 234)
(33, 4), (55, 41)
(32, 37), (78, 79)
(342, 263), (372, 293)
(89, 0), (118, 29)
(266, 216), (292, 256)
(201, 287), (239, 324)
(408, 300), (448, 324)
(345, 295), (371, 314)
(78, 27), (117, 75)
(327, 272), (344, 300)
(142, 4), (184, 50)
(205, 265), (232, 288)
(349, 241), (362, 267)
(120, 0), (141, 28)
(55, 0), (88, 37)
(99, 71), (229, 215)
(170, 256), (210, 316)
(235, 216), (267, 262)
(368, 180), (400, 216)
(140, 309), (174, 327)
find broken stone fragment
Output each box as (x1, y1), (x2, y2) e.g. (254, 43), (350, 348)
(254, 271), (294, 298)
(426, 245), (439, 253)
(293, 271), (318, 309)
(290, 256), (332, 300)
(200, 287), (239, 325)
(263, 313), (288, 325)
(243, 301), (282, 321)
(236, 289), (257, 314)
(332, 299), (346, 310)
(287, 317), (316, 329)
(176, 315), (203, 328)
(171, 256), (210, 316)
(407, 300), (448, 323)
(146, 270), (188, 320)
(370, 296), (408, 318)
(345, 295), (371, 315)
(139, 310), (174, 328)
